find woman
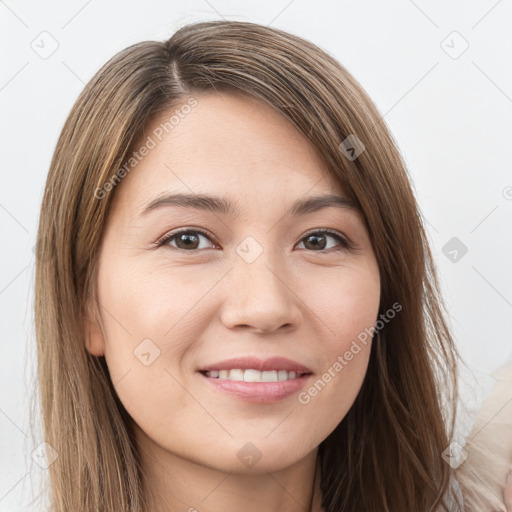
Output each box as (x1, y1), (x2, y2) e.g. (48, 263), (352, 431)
(34, 19), (493, 511)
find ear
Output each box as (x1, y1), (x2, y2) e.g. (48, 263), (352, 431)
(84, 294), (106, 357)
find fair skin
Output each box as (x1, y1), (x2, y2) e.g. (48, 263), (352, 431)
(85, 92), (381, 512)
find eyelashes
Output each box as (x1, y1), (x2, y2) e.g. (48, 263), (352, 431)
(296, 229), (353, 251)
(156, 228), (219, 252)
(155, 227), (354, 254)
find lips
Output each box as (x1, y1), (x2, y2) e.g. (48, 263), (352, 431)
(198, 356), (312, 374)
(197, 356), (313, 403)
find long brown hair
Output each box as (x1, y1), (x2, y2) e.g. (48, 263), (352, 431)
(34, 20), (459, 511)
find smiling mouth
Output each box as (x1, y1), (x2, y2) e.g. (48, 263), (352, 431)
(198, 368), (312, 403)
(199, 369), (311, 382)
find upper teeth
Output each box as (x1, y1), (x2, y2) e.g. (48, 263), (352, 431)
(205, 369), (301, 382)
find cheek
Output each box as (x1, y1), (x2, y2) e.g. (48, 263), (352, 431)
(95, 257), (221, 422)
(98, 255), (215, 353)
(294, 263), (380, 427)
(332, 269), (380, 349)
(304, 261), (381, 351)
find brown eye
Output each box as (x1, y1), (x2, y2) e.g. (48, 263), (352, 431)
(297, 230), (351, 252)
(174, 232), (201, 250)
(157, 229), (216, 251)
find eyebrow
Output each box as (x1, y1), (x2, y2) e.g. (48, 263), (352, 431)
(139, 192), (359, 218)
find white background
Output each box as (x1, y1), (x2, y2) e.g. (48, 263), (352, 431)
(1, 1), (511, 509)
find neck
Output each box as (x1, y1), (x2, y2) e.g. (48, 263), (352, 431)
(134, 425), (318, 512)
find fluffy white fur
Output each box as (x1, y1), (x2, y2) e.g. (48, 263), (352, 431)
(455, 358), (512, 511)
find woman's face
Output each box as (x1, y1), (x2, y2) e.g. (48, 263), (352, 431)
(85, 91), (381, 473)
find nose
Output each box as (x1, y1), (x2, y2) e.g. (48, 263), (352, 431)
(220, 250), (302, 334)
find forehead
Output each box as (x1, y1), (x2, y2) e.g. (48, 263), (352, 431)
(111, 92), (348, 214)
